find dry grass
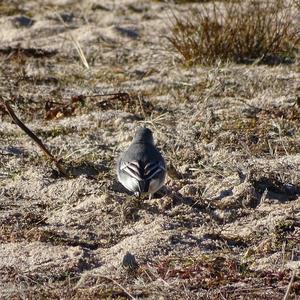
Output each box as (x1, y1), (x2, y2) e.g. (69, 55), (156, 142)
(0, 0), (300, 299)
(156, 0), (213, 3)
(168, 0), (300, 65)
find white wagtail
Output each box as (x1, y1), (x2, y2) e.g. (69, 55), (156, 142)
(117, 127), (166, 199)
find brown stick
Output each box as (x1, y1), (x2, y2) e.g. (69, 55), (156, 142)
(3, 100), (68, 177)
(86, 92), (130, 99)
(283, 269), (296, 300)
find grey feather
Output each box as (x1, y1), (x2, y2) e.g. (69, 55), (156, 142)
(117, 127), (166, 197)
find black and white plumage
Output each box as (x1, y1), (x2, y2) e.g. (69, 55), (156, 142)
(117, 127), (166, 198)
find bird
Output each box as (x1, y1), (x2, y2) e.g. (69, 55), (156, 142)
(117, 127), (166, 199)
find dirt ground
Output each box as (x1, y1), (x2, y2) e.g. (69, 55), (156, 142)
(0, 0), (299, 299)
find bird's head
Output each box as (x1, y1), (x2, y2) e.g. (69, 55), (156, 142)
(133, 127), (154, 144)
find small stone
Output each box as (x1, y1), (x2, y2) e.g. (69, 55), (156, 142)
(13, 16), (35, 28)
(114, 26), (139, 39)
(122, 252), (139, 271)
(60, 12), (74, 23)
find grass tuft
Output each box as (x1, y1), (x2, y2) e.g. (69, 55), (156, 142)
(168, 0), (300, 65)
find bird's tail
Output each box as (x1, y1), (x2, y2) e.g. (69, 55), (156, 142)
(138, 180), (149, 195)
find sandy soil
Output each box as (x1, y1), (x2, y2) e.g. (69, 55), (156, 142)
(0, 0), (299, 299)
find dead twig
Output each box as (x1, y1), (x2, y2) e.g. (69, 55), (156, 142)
(86, 92), (130, 102)
(45, 92), (131, 120)
(283, 269), (296, 300)
(79, 274), (136, 300)
(3, 100), (68, 177)
(55, 12), (89, 69)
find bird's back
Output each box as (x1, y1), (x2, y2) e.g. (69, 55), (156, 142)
(124, 142), (163, 164)
(118, 142), (165, 195)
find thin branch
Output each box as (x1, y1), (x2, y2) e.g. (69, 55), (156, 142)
(283, 269), (296, 300)
(88, 275), (136, 300)
(3, 100), (68, 177)
(56, 12), (90, 69)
